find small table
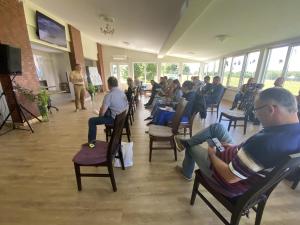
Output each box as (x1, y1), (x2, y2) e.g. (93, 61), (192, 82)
(219, 110), (247, 134)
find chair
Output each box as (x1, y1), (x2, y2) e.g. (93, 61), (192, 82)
(179, 112), (197, 137)
(219, 110), (247, 134)
(190, 153), (300, 225)
(207, 88), (226, 118)
(148, 98), (188, 162)
(72, 110), (127, 192)
(105, 97), (134, 142)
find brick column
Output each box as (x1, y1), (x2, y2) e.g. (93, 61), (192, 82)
(0, 0), (40, 123)
(96, 43), (107, 91)
(68, 25), (85, 72)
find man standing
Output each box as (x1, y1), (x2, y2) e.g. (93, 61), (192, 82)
(69, 64), (86, 112)
(88, 76), (128, 148)
(174, 88), (300, 197)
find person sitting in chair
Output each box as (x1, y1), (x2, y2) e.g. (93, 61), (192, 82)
(274, 77), (285, 87)
(144, 80), (160, 108)
(174, 87), (300, 198)
(230, 77), (255, 110)
(204, 76), (224, 106)
(87, 76), (128, 148)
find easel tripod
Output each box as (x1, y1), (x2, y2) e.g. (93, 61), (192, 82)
(0, 76), (41, 134)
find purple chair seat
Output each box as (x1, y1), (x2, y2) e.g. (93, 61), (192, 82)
(73, 140), (108, 166)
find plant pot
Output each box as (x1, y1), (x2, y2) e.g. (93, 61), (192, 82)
(38, 104), (49, 121)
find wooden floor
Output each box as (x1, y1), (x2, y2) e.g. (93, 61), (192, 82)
(0, 93), (299, 225)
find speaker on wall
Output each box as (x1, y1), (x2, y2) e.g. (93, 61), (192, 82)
(0, 44), (22, 75)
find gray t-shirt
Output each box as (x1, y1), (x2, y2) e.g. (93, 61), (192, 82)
(103, 87), (128, 118)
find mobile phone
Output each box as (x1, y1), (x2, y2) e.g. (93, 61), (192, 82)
(211, 138), (225, 152)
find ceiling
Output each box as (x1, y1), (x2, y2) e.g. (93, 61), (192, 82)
(30, 0), (300, 61)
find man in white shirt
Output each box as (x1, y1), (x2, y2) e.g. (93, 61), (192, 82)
(88, 76), (128, 147)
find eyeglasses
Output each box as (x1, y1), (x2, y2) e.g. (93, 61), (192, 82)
(253, 104), (268, 113)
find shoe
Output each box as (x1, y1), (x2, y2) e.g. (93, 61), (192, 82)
(145, 130), (149, 134)
(175, 165), (192, 181)
(144, 103), (149, 107)
(88, 142), (95, 149)
(144, 116), (153, 121)
(229, 107), (235, 110)
(174, 136), (186, 152)
(82, 107), (87, 110)
(74, 109), (79, 112)
(146, 121), (154, 126)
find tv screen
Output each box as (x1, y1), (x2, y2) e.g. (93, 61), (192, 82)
(36, 11), (67, 48)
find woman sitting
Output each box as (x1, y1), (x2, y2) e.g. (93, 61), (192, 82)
(149, 80), (195, 126)
(230, 77), (255, 110)
(125, 77), (135, 101)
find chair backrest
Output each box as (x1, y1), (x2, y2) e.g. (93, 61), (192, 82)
(217, 87), (226, 105)
(171, 98), (188, 134)
(107, 110), (127, 161)
(236, 153), (300, 211)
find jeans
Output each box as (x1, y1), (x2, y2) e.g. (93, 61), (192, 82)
(231, 92), (244, 109)
(88, 116), (114, 143)
(182, 123), (234, 179)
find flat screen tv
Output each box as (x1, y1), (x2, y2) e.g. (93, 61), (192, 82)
(36, 11), (67, 48)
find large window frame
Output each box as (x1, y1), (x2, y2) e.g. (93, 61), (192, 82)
(133, 62), (158, 84)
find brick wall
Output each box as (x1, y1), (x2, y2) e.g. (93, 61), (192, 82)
(0, 0), (40, 122)
(68, 25), (85, 71)
(96, 43), (107, 91)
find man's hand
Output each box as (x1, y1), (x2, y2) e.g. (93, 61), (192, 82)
(207, 146), (216, 157)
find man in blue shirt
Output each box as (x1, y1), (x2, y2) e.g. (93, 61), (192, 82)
(87, 76), (128, 148)
(174, 88), (300, 197)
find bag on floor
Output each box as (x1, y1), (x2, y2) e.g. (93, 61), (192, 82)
(114, 142), (133, 168)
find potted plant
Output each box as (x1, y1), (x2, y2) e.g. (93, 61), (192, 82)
(87, 83), (96, 101)
(37, 89), (49, 121)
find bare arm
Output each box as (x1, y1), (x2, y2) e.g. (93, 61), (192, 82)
(208, 146), (241, 184)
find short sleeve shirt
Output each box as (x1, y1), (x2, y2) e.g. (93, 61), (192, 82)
(103, 87), (128, 118)
(211, 123), (300, 197)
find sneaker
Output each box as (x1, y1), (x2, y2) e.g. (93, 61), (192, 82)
(174, 136), (186, 152)
(144, 116), (153, 121)
(146, 121), (154, 126)
(88, 143), (96, 148)
(175, 165), (192, 181)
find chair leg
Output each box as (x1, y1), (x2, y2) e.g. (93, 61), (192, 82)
(149, 137), (153, 162)
(190, 173), (200, 205)
(219, 113), (223, 123)
(107, 163), (117, 192)
(105, 128), (109, 142)
(216, 105), (219, 118)
(234, 120), (237, 128)
(171, 138), (177, 161)
(74, 163), (82, 191)
(183, 127), (187, 136)
(230, 211), (243, 225)
(244, 119), (247, 135)
(228, 120), (232, 131)
(189, 126), (192, 138)
(254, 200), (268, 225)
(118, 147), (125, 170)
(126, 126), (131, 142)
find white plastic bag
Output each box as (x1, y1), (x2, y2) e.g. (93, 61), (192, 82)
(114, 142), (133, 168)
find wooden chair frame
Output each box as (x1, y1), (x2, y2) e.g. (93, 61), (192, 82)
(190, 153), (300, 225)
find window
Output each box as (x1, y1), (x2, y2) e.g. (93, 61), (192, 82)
(133, 63), (157, 84)
(285, 45), (300, 95)
(182, 63), (200, 81)
(161, 63), (179, 79)
(227, 55), (244, 88)
(243, 51), (260, 84)
(264, 46), (288, 89)
(110, 63), (129, 84)
(203, 60), (219, 80)
(222, 57), (232, 86)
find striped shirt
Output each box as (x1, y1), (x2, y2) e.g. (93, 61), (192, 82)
(207, 123), (300, 198)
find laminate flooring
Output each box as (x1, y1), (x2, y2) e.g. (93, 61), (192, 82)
(0, 93), (299, 225)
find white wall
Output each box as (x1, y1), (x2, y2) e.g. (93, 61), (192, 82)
(81, 34), (98, 61)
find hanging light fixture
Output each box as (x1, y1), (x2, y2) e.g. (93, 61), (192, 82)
(99, 15), (115, 35)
